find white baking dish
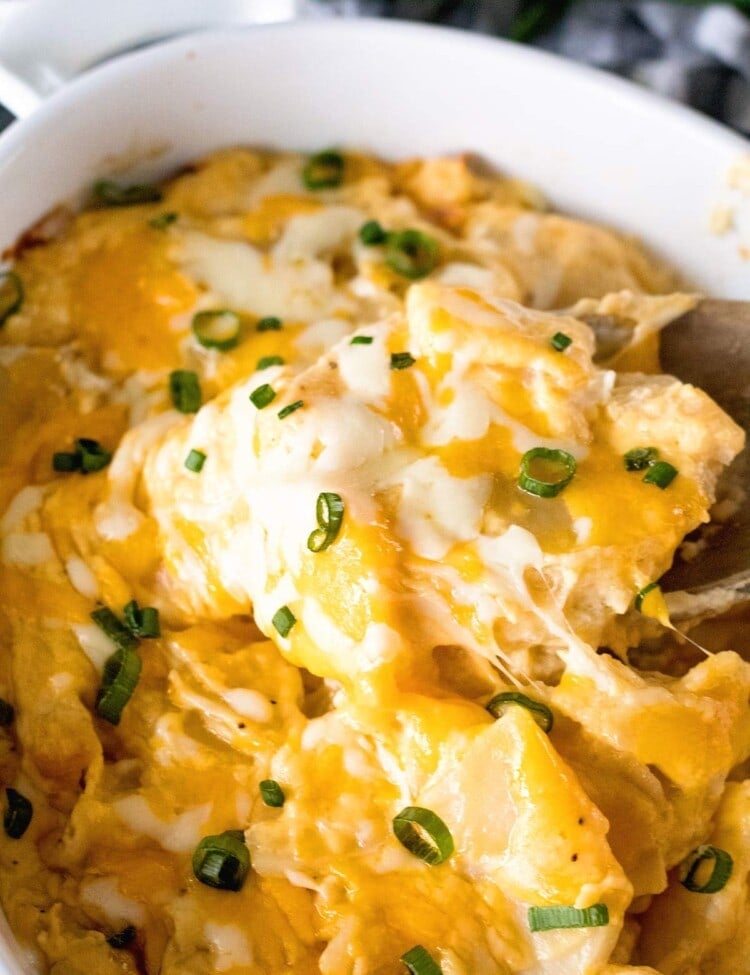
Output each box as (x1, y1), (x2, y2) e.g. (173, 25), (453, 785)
(0, 17), (748, 974)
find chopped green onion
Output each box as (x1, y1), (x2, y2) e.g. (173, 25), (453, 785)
(401, 945), (443, 975)
(94, 179), (162, 207)
(550, 331), (572, 352)
(528, 903), (609, 932)
(519, 447), (577, 498)
(185, 449), (207, 473)
(307, 492), (345, 553)
(123, 600), (160, 639)
(278, 400), (303, 419)
(149, 211), (178, 229)
(107, 925), (136, 949)
(272, 606), (296, 638)
(52, 451), (81, 472)
(385, 229), (439, 280)
(390, 351), (416, 371)
(485, 691), (553, 733)
(679, 845), (733, 893)
(95, 647), (142, 725)
(259, 779), (285, 807)
(643, 460), (678, 489)
(257, 355), (284, 370)
(169, 370), (201, 413)
(303, 150), (345, 190)
(623, 446), (659, 471)
(256, 316), (282, 332)
(192, 829), (250, 892)
(90, 607), (139, 651)
(3, 788), (32, 839)
(77, 438), (112, 473)
(359, 220), (388, 245)
(192, 310), (241, 351)
(350, 335), (373, 345)
(0, 699), (14, 726)
(54, 439), (111, 474)
(250, 383), (277, 410)
(0, 271), (23, 327)
(392, 806), (454, 865)
(634, 582), (659, 612)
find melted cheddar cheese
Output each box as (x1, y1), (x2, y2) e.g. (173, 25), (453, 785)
(0, 148), (747, 975)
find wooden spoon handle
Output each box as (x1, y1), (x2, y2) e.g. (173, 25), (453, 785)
(659, 300), (750, 605)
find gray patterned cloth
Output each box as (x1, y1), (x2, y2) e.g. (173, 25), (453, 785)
(0, 1), (749, 136)
(306, 0), (750, 135)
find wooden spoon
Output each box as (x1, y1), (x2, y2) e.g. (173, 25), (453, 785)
(657, 300), (750, 621)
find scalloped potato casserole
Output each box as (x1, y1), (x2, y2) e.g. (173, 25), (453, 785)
(0, 148), (747, 975)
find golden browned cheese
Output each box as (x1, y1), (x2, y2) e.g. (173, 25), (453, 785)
(0, 148), (747, 975)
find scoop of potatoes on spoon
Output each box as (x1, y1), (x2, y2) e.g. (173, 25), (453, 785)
(654, 300), (750, 621)
(583, 298), (748, 624)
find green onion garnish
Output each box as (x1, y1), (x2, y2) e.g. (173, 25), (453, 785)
(634, 582), (659, 612)
(78, 438), (112, 473)
(390, 352), (416, 371)
(642, 460), (678, 489)
(95, 647), (142, 725)
(679, 845), (733, 893)
(272, 606), (296, 638)
(52, 451), (81, 472)
(250, 384), (277, 410)
(90, 606), (139, 652)
(256, 316), (282, 332)
(257, 355), (284, 370)
(550, 331), (572, 352)
(148, 212), (178, 230)
(192, 310), (241, 351)
(359, 220), (388, 245)
(107, 925), (136, 949)
(307, 492), (345, 553)
(123, 600), (160, 639)
(0, 271), (23, 327)
(485, 691), (553, 733)
(401, 945), (443, 975)
(192, 829), (250, 892)
(350, 335), (373, 345)
(303, 150), (345, 190)
(0, 699), (14, 726)
(3, 788), (32, 839)
(94, 179), (162, 207)
(623, 446), (659, 471)
(528, 903), (609, 932)
(185, 449), (207, 473)
(392, 806), (454, 865)
(169, 370), (201, 413)
(519, 447), (577, 498)
(278, 400), (303, 419)
(259, 779), (285, 807)
(53, 439), (111, 475)
(385, 229), (439, 280)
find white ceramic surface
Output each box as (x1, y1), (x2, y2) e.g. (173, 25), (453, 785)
(0, 16), (749, 974)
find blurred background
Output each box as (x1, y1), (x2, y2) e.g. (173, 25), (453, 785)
(0, 0), (749, 135)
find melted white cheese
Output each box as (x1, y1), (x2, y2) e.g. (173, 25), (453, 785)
(65, 557), (99, 600)
(177, 231), (351, 321)
(387, 456), (491, 560)
(1, 532), (55, 566)
(72, 623), (117, 673)
(113, 796), (211, 853)
(0, 485), (45, 534)
(204, 923), (253, 972)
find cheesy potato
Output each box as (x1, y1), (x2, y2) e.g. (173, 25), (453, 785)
(0, 147), (746, 975)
